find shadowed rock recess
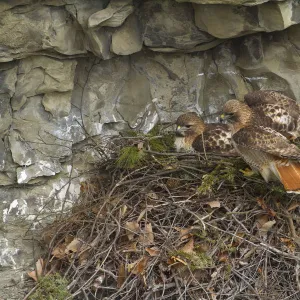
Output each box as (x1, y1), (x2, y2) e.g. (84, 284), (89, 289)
(0, 0), (299, 298)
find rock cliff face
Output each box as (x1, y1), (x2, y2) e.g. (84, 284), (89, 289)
(0, 0), (299, 298)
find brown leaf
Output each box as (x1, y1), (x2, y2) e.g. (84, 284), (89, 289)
(117, 263), (126, 288)
(139, 223), (154, 245)
(146, 192), (159, 200)
(78, 248), (91, 266)
(280, 237), (295, 253)
(256, 198), (276, 217)
(137, 142), (144, 150)
(145, 247), (160, 257)
(174, 226), (194, 241)
(256, 214), (269, 229)
(206, 200), (221, 208)
(120, 205), (128, 218)
(51, 244), (67, 259)
(259, 220), (276, 235)
(131, 256), (149, 275)
(65, 238), (84, 254)
(168, 256), (188, 266)
(125, 221), (140, 241)
(287, 202), (300, 212)
(122, 241), (138, 253)
(27, 258), (44, 281)
(218, 253), (229, 263)
(180, 238), (194, 254)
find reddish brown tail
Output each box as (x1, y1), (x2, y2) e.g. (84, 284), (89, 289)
(275, 162), (300, 193)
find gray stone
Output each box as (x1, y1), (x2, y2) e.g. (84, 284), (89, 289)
(0, 4), (86, 62)
(17, 160), (62, 184)
(111, 14), (143, 55)
(65, 0), (107, 28)
(140, 0), (216, 51)
(88, 0), (134, 28)
(42, 92), (72, 118)
(194, 0), (299, 39)
(236, 31), (300, 100)
(12, 56), (77, 111)
(176, 0), (285, 6)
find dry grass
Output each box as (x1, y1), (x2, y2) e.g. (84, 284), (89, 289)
(26, 134), (300, 300)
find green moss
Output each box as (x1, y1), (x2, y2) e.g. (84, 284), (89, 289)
(29, 273), (72, 300)
(198, 162), (237, 195)
(171, 250), (213, 270)
(116, 146), (146, 169)
(225, 264), (232, 279)
(147, 125), (175, 152)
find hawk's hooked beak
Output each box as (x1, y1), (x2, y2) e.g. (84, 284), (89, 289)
(175, 125), (185, 137)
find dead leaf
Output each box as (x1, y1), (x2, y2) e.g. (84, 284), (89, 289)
(174, 226), (194, 241)
(218, 253), (229, 263)
(64, 234), (74, 245)
(131, 257), (149, 275)
(51, 244), (67, 259)
(168, 256), (188, 266)
(256, 214), (269, 229)
(139, 223), (154, 245)
(137, 142), (144, 150)
(78, 247), (91, 266)
(256, 198), (276, 217)
(146, 247), (160, 256)
(27, 258), (44, 281)
(280, 237), (295, 253)
(65, 238), (84, 254)
(206, 200), (221, 208)
(287, 202), (300, 212)
(146, 192), (159, 200)
(259, 220), (276, 234)
(122, 241), (138, 253)
(117, 263), (126, 288)
(125, 221), (140, 241)
(120, 205), (128, 218)
(180, 238), (194, 254)
(137, 209), (146, 222)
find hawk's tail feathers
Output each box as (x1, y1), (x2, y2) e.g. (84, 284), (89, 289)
(275, 162), (300, 194)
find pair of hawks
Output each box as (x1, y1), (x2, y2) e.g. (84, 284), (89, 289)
(175, 90), (300, 194)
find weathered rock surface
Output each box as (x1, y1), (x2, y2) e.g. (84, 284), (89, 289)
(140, 0), (216, 51)
(0, 1), (300, 299)
(176, 0), (285, 5)
(194, 0), (300, 38)
(111, 14), (143, 55)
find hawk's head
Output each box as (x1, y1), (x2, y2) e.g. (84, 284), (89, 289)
(220, 100), (253, 129)
(175, 112), (205, 138)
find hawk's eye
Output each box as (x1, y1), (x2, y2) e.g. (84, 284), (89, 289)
(185, 125), (192, 128)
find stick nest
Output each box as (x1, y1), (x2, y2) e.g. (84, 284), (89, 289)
(30, 129), (300, 300)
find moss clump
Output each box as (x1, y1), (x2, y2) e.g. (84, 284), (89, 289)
(198, 162), (236, 195)
(116, 146), (146, 169)
(147, 125), (175, 152)
(29, 273), (71, 300)
(172, 250), (213, 270)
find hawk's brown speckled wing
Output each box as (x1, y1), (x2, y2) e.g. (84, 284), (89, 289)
(232, 126), (300, 160)
(192, 124), (236, 155)
(244, 91), (300, 135)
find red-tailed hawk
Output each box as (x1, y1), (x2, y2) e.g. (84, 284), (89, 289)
(175, 112), (236, 156)
(244, 90), (300, 140)
(221, 100), (300, 193)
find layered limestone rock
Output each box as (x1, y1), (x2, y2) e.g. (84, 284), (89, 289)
(176, 0), (285, 5)
(194, 0), (300, 38)
(0, 0), (299, 299)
